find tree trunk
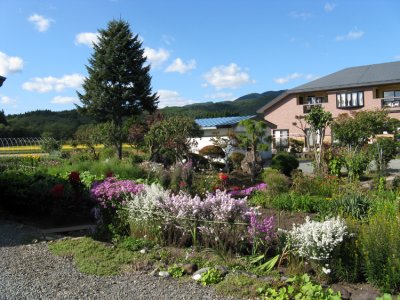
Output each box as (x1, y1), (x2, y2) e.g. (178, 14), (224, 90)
(251, 145), (257, 182)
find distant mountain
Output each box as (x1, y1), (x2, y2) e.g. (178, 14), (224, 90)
(160, 90), (285, 118)
(1, 90), (284, 139)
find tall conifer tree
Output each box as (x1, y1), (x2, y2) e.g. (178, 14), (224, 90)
(78, 20), (158, 159)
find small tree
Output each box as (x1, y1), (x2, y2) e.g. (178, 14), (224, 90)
(74, 124), (105, 159)
(145, 116), (202, 166)
(77, 19), (158, 159)
(303, 106), (332, 174)
(237, 119), (270, 181)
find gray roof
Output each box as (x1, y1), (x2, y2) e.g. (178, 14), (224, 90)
(292, 61), (400, 92)
(257, 61), (400, 113)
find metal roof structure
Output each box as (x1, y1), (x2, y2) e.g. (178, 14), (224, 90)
(257, 61), (400, 113)
(195, 115), (256, 128)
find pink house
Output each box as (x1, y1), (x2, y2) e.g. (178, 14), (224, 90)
(257, 61), (400, 151)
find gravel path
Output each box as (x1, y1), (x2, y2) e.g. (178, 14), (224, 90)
(0, 220), (234, 300)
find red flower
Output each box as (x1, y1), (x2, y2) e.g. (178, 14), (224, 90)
(218, 173), (228, 181)
(231, 186), (240, 191)
(179, 181), (187, 188)
(105, 171), (114, 178)
(51, 184), (65, 198)
(68, 171), (80, 184)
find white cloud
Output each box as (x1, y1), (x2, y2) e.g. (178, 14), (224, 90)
(75, 32), (99, 47)
(324, 2), (336, 12)
(394, 55), (400, 60)
(51, 96), (79, 104)
(157, 89), (195, 108)
(162, 34), (175, 45)
(144, 47), (170, 67)
(289, 11), (312, 20)
(274, 73), (319, 84)
(336, 28), (364, 41)
(204, 63), (254, 90)
(165, 58), (196, 74)
(22, 73), (85, 93)
(204, 92), (235, 101)
(28, 14), (52, 32)
(0, 95), (17, 105)
(0, 52), (23, 76)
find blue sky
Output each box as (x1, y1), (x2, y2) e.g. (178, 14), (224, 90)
(1, 0), (400, 115)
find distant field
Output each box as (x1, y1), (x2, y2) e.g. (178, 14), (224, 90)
(0, 144), (133, 155)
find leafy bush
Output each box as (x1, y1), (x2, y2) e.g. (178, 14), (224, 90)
(199, 268), (223, 286)
(369, 138), (398, 175)
(0, 170), (92, 222)
(291, 173), (340, 198)
(360, 207), (400, 293)
(261, 168), (290, 195)
(328, 193), (371, 220)
(117, 236), (155, 252)
(268, 193), (326, 213)
(229, 152), (245, 170)
(344, 150), (371, 181)
(271, 152), (299, 176)
(258, 274), (341, 300)
(199, 145), (225, 158)
(168, 265), (185, 278)
(289, 138), (304, 153)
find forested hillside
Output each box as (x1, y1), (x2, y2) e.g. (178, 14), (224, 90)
(0, 90), (284, 139)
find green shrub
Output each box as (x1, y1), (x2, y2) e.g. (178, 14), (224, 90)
(229, 152), (245, 170)
(289, 138), (304, 153)
(360, 207), (400, 293)
(328, 193), (371, 220)
(199, 268), (223, 286)
(261, 168), (290, 195)
(271, 152), (299, 176)
(268, 192), (325, 213)
(199, 145), (225, 158)
(369, 138), (398, 175)
(248, 190), (269, 207)
(330, 219), (364, 283)
(117, 236), (155, 252)
(344, 150), (371, 181)
(291, 173), (340, 197)
(167, 265), (185, 278)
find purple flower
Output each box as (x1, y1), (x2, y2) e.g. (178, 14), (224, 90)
(247, 211), (275, 243)
(90, 177), (144, 209)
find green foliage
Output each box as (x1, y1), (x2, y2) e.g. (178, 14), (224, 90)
(258, 274), (341, 300)
(332, 110), (396, 150)
(268, 192), (326, 213)
(41, 138), (62, 153)
(49, 237), (140, 276)
(303, 106), (333, 174)
(327, 193), (371, 220)
(117, 236), (155, 252)
(74, 124), (105, 159)
(145, 116), (202, 166)
(78, 20), (158, 159)
(215, 274), (266, 299)
(261, 168), (290, 195)
(229, 152), (245, 170)
(160, 90), (285, 118)
(289, 138), (304, 153)
(360, 207), (400, 293)
(271, 153), (299, 176)
(237, 119), (270, 180)
(291, 173), (339, 198)
(369, 138), (398, 175)
(199, 268), (224, 286)
(167, 264), (185, 278)
(248, 190), (269, 207)
(199, 145), (225, 158)
(344, 149), (371, 181)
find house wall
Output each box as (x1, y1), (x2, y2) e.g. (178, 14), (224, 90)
(264, 85), (400, 149)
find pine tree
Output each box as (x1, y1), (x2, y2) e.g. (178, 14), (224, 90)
(77, 19), (158, 159)
(0, 110), (8, 126)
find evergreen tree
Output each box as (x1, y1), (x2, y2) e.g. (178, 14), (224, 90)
(77, 19), (158, 159)
(0, 110), (8, 126)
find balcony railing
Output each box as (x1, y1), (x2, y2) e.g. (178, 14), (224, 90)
(303, 103), (321, 114)
(381, 97), (400, 109)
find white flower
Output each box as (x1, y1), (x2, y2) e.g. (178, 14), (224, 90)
(322, 267), (331, 274)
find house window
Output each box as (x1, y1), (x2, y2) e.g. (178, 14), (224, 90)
(336, 91), (364, 108)
(273, 129), (289, 149)
(298, 95), (327, 105)
(382, 90), (400, 108)
(305, 128), (320, 148)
